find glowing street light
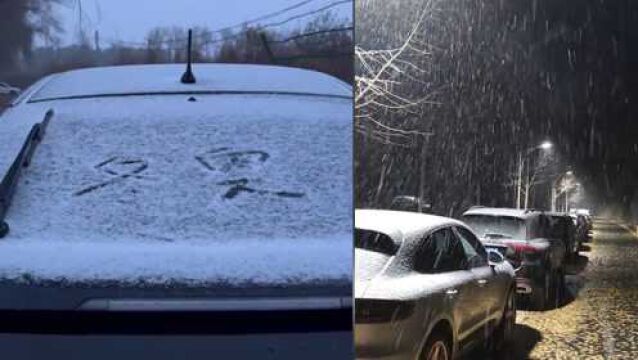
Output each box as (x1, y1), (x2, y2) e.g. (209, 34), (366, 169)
(516, 140), (554, 209)
(539, 141), (553, 150)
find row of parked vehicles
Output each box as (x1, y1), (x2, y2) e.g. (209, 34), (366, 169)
(355, 205), (593, 360)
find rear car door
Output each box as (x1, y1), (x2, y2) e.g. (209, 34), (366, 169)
(454, 226), (500, 323)
(414, 227), (476, 340)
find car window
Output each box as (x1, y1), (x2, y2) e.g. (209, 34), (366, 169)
(455, 226), (488, 268)
(414, 227), (467, 273)
(462, 214), (527, 240)
(355, 228), (398, 255)
(528, 216), (543, 238)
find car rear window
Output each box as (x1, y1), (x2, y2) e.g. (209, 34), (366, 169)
(355, 229), (398, 255)
(462, 214), (527, 240)
(0, 95), (352, 286)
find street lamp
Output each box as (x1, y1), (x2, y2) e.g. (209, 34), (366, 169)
(516, 140), (553, 209)
(539, 141), (553, 150)
(551, 170), (575, 212)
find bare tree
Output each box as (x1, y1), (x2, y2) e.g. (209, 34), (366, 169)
(354, 0), (439, 208)
(354, 0), (436, 144)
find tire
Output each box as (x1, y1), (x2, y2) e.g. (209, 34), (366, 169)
(530, 271), (550, 311)
(422, 331), (452, 360)
(490, 289), (517, 353)
(553, 268), (565, 306)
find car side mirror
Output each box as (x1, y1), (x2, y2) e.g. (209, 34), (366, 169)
(487, 249), (505, 267)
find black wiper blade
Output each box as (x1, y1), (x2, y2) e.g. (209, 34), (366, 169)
(0, 109), (53, 238)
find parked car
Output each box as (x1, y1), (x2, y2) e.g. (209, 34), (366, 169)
(570, 213), (591, 244)
(545, 212), (579, 259)
(0, 82), (20, 113)
(0, 81), (20, 95)
(461, 207), (566, 310)
(355, 209), (516, 359)
(0, 64), (353, 354)
(390, 195), (431, 213)
(571, 208), (594, 236)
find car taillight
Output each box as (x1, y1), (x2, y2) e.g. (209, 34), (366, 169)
(503, 242), (542, 268)
(355, 299), (414, 324)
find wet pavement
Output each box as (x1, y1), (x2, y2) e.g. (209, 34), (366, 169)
(475, 219), (638, 359)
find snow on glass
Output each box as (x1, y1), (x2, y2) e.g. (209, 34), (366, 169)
(0, 65), (352, 286)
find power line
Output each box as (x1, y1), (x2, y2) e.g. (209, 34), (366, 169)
(212, 0), (320, 34)
(107, 0), (352, 48)
(269, 26), (353, 44)
(197, 0), (352, 47)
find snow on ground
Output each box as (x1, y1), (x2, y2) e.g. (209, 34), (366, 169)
(0, 91), (352, 286)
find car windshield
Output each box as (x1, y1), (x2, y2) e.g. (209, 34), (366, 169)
(462, 215), (527, 240)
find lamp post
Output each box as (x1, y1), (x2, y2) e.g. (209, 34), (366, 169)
(551, 170), (574, 212)
(516, 141), (553, 209)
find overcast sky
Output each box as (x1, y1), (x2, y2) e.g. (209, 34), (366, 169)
(52, 0), (352, 47)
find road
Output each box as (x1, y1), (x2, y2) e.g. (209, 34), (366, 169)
(475, 219), (638, 359)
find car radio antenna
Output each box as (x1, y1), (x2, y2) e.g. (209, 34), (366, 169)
(180, 28), (196, 84)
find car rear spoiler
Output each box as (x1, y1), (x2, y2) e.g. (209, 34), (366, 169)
(0, 109), (53, 238)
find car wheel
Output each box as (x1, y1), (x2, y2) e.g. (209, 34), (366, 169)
(553, 268), (565, 306)
(490, 289), (516, 353)
(530, 272), (550, 310)
(422, 332), (451, 360)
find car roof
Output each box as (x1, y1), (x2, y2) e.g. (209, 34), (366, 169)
(24, 63), (352, 104)
(462, 207), (541, 219)
(544, 211), (569, 218)
(355, 209), (465, 242)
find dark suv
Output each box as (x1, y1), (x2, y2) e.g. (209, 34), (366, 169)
(461, 207), (566, 310)
(545, 212), (579, 259)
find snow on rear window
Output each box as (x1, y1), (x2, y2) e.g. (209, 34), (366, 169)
(1, 94), (352, 285)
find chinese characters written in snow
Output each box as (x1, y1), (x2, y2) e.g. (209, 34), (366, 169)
(74, 148), (305, 200)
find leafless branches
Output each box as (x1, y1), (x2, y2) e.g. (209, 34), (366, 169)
(354, 0), (438, 147)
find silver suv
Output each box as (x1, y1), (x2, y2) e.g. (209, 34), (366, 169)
(355, 209), (516, 359)
(462, 207), (567, 310)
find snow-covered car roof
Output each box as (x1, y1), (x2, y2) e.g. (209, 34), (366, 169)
(462, 207), (541, 219)
(355, 209), (465, 243)
(544, 211), (570, 218)
(20, 64), (351, 104)
(0, 65), (352, 287)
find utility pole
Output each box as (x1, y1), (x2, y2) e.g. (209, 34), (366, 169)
(94, 30), (100, 52)
(551, 183), (556, 212)
(418, 133), (428, 213)
(516, 152), (523, 209)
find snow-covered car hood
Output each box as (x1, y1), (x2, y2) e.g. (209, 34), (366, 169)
(0, 93), (352, 287)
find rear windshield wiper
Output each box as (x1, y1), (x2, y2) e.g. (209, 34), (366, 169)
(0, 109), (53, 238)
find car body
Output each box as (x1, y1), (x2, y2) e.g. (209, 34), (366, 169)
(0, 82), (20, 113)
(571, 208), (594, 235)
(570, 213), (591, 244)
(0, 64), (353, 350)
(461, 207), (566, 310)
(355, 209), (516, 359)
(0, 82), (20, 95)
(390, 195), (431, 213)
(545, 212), (579, 258)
